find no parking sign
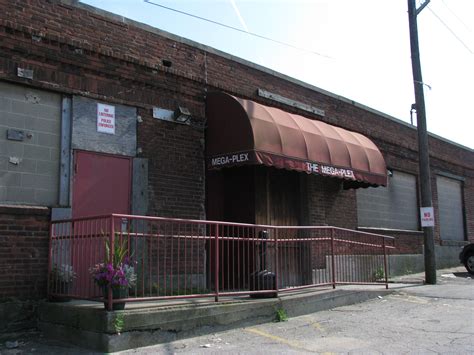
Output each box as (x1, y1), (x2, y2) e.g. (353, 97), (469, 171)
(420, 207), (435, 227)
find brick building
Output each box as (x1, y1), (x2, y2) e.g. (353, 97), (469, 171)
(0, 0), (473, 330)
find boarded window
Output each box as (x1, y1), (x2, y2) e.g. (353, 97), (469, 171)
(436, 176), (465, 241)
(0, 82), (61, 206)
(72, 96), (137, 156)
(357, 170), (418, 230)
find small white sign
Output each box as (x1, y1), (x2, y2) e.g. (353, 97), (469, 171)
(153, 107), (174, 121)
(420, 207), (435, 227)
(97, 103), (115, 134)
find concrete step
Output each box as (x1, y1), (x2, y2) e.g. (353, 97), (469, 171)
(38, 286), (393, 352)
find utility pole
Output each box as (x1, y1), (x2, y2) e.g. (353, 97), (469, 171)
(407, 0), (436, 284)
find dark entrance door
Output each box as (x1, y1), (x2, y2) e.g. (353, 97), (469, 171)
(72, 150), (132, 218)
(255, 167), (301, 226)
(206, 166), (309, 290)
(206, 166), (302, 225)
(254, 167), (310, 287)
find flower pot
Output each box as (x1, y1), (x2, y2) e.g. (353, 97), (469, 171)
(49, 282), (72, 302)
(103, 287), (128, 311)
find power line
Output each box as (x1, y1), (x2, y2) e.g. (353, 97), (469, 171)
(441, 0), (472, 33)
(143, 0), (333, 59)
(427, 7), (473, 54)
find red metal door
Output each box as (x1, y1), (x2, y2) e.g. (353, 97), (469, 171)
(72, 150), (132, 218)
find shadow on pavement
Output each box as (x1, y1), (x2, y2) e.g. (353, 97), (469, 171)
(453, 272), (472, 278)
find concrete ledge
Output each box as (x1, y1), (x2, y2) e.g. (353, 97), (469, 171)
(388, 245), (463, 276)
(0, 204), (50, 216)
(38, 287), (392, 352)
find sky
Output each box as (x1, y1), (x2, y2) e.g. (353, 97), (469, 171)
(80, 0), (473, 149)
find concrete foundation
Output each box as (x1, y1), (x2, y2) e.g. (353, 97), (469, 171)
(38, 287), (392, 352)
(388, 245), (462, 276)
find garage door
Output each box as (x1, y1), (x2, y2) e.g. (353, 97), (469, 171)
(436, 175), (465, 241)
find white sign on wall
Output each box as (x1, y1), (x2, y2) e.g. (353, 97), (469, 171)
(97, 103), (115, 134)
(420, 207), (435, 227)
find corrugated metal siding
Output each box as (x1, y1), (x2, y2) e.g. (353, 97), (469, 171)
(436, 176), (465, 241)
(357, 171), (418, 230)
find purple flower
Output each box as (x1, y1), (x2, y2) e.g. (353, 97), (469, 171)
(90, 261), (136, 288)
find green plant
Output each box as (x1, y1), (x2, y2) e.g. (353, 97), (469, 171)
(90, 234), (136, 289)
(50, 264), (76, 283)
(49, 264), (76, 301)
(275, 307), (288, 322)
(113, 313), (125, 334)
(105, 234), (129, 267)
(373, 267), (385, 281)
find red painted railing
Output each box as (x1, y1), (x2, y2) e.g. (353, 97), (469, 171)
(48, 214), (395, 310)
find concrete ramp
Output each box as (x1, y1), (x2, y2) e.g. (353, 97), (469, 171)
(39, 286), (392, 352)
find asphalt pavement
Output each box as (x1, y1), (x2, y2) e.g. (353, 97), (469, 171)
(1, 267), (472, 354)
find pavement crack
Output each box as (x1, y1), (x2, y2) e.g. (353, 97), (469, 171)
(449, 334), (473, 345)
(406, 326), (472, 336)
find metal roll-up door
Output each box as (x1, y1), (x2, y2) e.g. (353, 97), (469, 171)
(357, 170), (418, 230)
(436, 175), (465, 241)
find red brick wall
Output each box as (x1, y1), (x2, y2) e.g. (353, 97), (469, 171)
(0, 205), (50, 300)
(306, 175), (327, 226)
(0, 0), (472, 246)
(358, 228), (424, 254)
(306, 175), (358, 230)
(138, 108), (205, 219)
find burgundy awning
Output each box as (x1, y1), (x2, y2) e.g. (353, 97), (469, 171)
(206, 92), (387, 187)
